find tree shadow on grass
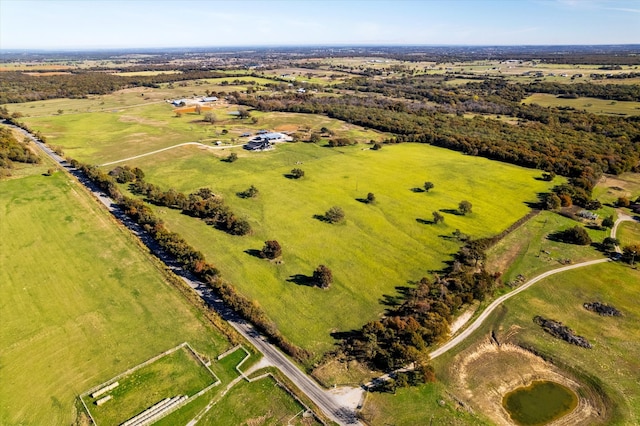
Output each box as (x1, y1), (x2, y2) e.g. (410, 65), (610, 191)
(440, 208), (463, 216)
(411, 187), (425, 193)
(355, 198), (371, 204)
(286, 274), (316, 287)
(416, 218), (434, 225)
(243, 249), (263, 258)
(313, 214), (329, 223)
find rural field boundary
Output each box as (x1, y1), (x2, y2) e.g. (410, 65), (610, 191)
(79, 342), (220, 426)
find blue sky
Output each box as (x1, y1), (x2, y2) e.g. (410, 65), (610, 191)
(1, 0), (638, 49)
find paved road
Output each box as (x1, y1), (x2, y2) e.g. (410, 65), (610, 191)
(429, 213), (637, 360)
(7, 121), (359, 426)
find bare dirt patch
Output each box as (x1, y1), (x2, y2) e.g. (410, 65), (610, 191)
(274, 124), (299, 132)
(449, 336), (607, 425)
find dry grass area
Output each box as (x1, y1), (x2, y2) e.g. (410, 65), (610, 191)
(448, 338), (608, 425)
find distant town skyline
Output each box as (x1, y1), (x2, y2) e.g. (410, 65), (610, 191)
(1, 0), (639, 50)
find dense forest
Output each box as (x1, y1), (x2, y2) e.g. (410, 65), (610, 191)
(237, 91), (639, 202)
(0, 70), (238, 103)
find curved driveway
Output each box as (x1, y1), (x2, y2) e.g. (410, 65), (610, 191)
(430, 213), (634, 360)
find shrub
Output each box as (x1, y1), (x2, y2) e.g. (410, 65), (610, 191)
(325, 206), (345, 223)
(290, 168), (305, 179)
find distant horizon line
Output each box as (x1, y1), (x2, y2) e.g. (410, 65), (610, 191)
(2, 43), (640, 54)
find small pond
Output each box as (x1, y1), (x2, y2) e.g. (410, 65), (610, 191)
(502, 380), (578, 425)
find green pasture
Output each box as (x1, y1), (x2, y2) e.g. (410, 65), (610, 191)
(121, 142), (553, 356)
(425, 262), (640, 426)
(84, 345), (217, 425)
(523, 93), (640, 116)
(18, 100), (385, 164)
(0, 169), (232, 425)
(486, 210), (610, 284)
(493, 263), (640, 424)
(197, 377), (321, 426)
(618, 221), (640, 247)
(359, 381), (488, 425)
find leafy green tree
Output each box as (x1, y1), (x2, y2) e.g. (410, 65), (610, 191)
(602, 215), (615, 229)
(561, 226), (592, 245)
(313, 265), (333, 288)
(260, 240), (282, 259)
(458, 200), (472, 215)
(622, 244), (640, 265)
(432, 211), (444, 224)
(423, 182), (434, 192)
(602, 237), (619, 251)
(617, 196), (630, 207)
(366, 192), (376, 204)
(226, 152), (238, 163)
(290, 168), (305, 179)
(544, 193), (561, 210)
(325, 206), (345, 223)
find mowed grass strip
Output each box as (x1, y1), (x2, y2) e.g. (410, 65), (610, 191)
(0, 171), (229, 425)
(125, 142), (553, 355)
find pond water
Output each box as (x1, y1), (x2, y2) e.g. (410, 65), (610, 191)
(503, 380), (578, 425)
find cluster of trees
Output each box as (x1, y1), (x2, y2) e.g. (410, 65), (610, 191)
(551, 225), (592, 245)
(339, 238), (499, 372)
(0, 70), (234, 104)
(525, 81), (640, 102)
(71, 159), (311, 362)
(0, 126), (40, 175)
(238, 92), (640, 204)
(130, 179), (252, 236)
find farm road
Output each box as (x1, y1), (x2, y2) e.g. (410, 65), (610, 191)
(100, 141), (245, 166)
(7, 121), (361, 426)
(430, 212), (635, 360)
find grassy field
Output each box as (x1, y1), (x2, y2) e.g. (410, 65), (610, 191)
(84, 345), (217, 425)
(0, 165), (234, 425)
(359, 380), (489, 425)
(486, 210), (610, 284)
(197, 377), (321, 425)
(489, 262), (640, 424)
(618, 221), (640, 247)
(406, 261), (640, 426)
(119, 142), (554, 356)
(593, 173), (640, 205)
(13, 97), (385, 164)
(523, 93), (640, 116)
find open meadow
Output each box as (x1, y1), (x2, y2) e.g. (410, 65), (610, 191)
(11, 96), (385, 165)
(523, 93), (640, 116)
(119, 141), (554, 356)
(0, 153), (310, 425)
(368, 261), (640, 426)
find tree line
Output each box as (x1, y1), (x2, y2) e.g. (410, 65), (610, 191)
(0, 125), (40, 176)
(69, 160), (311, 362)
(237, 92), (639, 203)
(338, 236), (500, 378)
